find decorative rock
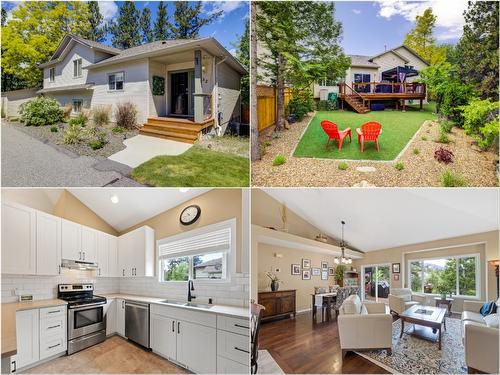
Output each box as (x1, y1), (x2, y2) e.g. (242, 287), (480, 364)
(356, 166), (377, 173)
(352, 180), (376, 187)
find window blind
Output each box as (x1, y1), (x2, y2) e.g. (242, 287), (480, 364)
(159, 226), (231, 259)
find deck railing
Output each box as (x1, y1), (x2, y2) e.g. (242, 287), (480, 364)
(340, 82), (426, 96)
(339, 82), (365, 101)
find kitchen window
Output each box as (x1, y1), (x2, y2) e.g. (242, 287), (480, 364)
(73, 59), (82, 78)
(49, 67), (55, 82)
(158, 219), (235, 283)
(408, 254), (479, 298)
(108, 72), (124, 91)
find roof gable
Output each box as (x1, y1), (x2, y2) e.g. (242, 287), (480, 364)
(393, 45), (430, 66)
(370, 49), (409, 64)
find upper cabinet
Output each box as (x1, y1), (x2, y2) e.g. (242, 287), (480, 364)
(36, 211), (62, 276)
(108, 236), (119, 277)
(118, 226), (155, 278)
(61, 219), (82, 262)
(97, 232), (109, 277)
(81, 226), (97, 263)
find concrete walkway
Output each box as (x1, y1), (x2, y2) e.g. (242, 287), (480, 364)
(108, 135), (192, 168)
(1, 124), (143, 187)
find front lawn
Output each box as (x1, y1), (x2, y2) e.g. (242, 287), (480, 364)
(131, 145), (249, 187)
(294, 105), (437, 160)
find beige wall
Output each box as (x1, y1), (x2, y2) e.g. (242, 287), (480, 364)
(258, 243), (338, 311)
(120, 189), (244, 274)
(53, 190), (117, 235)
(2, 189), (61, 214)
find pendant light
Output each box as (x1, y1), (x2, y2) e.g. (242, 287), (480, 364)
(334, 220), (352, 265)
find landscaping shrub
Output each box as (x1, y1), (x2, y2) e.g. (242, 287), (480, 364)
(88, 132), (108, 150)
(434, 147), (454, 164)
(394, 162), (404, 171)
(421, 136), (428, 141)
(19, 96), (64, 126)
(50, 125), (58, 133)
(461, 98), (499, 150)
(272, 154), (286, 166)
(316, 100), (336, 111)
(441, 170), (467, 187)
(338, 162), (348, 170)
(115, 102), (138, 129)
(63, 124), (82, 144)
(440, 120), (453, 133)
(436, 130), (451, 144)
(112, 126), (125, 134)
(287, 91), (314, 121)
(412, 148), (420, 155)
(436, 81), (474, 125)
(69, 113), (87, 127)
(83, 125), (99, 139)
(92, 105), (111, 127)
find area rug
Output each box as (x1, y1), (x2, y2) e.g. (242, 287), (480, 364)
(257, 350), (285, 374)
(355, 317), (467, 374)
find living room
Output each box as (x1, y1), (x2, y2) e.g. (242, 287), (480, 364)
(250, 188), (499, 374)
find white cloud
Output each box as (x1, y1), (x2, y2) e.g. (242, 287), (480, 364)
(376, 0), (468, 41)
(352, 9), (362, 15)
(98, 1), (119, 22)
(204, 1), (246, 20)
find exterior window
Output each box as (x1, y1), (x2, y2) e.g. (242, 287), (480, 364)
(72, 100), (83, 113)
(318, 79), (336, 87)
(49, 68), (55, 82)
(73, 59), (82, 77)
(158, 219), (234, 283)
(108, 72), (124, 91)
(408, 255), (479, 297)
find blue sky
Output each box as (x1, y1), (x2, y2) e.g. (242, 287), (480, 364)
(335, 0), (468, 56)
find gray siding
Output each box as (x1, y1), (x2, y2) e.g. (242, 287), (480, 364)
(217, 61), (241, 133)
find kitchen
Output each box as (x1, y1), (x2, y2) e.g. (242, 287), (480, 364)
(1, 188), (250, 374)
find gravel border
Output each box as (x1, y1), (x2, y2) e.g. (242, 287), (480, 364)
(252, 113), (499, 187)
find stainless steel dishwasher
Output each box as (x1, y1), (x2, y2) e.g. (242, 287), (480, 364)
(125, 301), (150, 348)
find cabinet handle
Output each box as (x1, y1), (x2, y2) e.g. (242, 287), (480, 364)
(177, 322), (180, 334)
(234, 347), (250, 354)
(58, 265), (61, 274)
(79, 251), (82, 260)
(48, 343), (61, 349)
(122, 300), (125, 308)
(234, 324), (249, 329)
(172, 321), (175, 332)
(123, 269), (125, 276)
(11, 360), (16, 373)
(83, 252), (85, 260)
(48, 324), (61, 329)
(48, 310), (61, 314)
(99, 268), (101, 276)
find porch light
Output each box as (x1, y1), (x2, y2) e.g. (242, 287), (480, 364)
(110, 195), (119, 204)
(334, 221), (352, 265)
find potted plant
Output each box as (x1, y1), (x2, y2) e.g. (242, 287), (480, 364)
(266, 271), (282, 291)
(334, 265), (346, 287)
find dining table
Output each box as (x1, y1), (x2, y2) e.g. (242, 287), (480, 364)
(311, 292), (337, 322)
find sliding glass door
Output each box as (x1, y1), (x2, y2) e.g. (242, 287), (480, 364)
(363, 264), (391, 302)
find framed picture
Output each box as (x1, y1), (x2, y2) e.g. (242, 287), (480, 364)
(312, 268), (321, 276)
(392, 263), (400, 273)
(321, 261), (328, 270)
(328, 267), (334, 276)
(321, 271), (328, 280)
(302, 269), (311, 280)
(393, 274), (400, 281)
(291, 264), (301, 275)
(302, 259), (311, 268)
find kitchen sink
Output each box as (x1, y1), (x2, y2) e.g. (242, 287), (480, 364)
(159, 300), (186, 306)
(185, 302), (214, 309)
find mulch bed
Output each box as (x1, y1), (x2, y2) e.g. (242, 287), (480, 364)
(252, 112), (499, 187)
(8, 121), (138, 159)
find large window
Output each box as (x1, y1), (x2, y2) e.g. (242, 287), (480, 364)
(158, 219), (234, 283)
(108, 72), (124, 91)
(408, 254), (479, 297)
(49, 67), (55, 82)
(73, 59), (82, 77)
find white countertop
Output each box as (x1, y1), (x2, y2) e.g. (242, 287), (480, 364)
(101, 293), (249, 319)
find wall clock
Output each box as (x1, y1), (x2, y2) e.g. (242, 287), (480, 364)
(180, 205), (201, 225)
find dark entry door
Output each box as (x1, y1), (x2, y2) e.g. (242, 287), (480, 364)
(171, 72), (189, 115)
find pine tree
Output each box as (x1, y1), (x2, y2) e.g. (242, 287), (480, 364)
(170, 1), (222, 39)
(1, 7), (7, 27)
(140, 7), (154, 43)
(154, 1), (170, 40)
(87, 1), (105, 42)
(236, 18), (249, 106)
(110, 1), (141, 49)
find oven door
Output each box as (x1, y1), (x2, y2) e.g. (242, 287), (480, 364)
(68, 304), (106, 340)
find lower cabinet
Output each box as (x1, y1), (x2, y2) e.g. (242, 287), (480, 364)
(105, 299), (116, 336)
(216, 315), (250, 374)
(116, 299), (126, 337)
(150, 313), (177, 360)
(177, 320), (216, 374)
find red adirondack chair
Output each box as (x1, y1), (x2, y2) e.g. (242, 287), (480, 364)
(320, 120), (352, 150)
(356, 121), (383, 152)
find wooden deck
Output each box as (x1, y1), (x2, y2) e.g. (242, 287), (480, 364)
(140, 116), (214, 143)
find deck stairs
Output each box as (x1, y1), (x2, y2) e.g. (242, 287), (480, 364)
(140, 117), (214, 144)
(344, 94), (371, 114)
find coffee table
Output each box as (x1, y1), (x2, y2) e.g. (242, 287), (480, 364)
(399, 304), (447, 350)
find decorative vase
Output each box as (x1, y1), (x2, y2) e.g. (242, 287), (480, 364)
(271, 280), (279, 291)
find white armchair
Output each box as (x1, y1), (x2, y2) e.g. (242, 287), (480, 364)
(337, 295), (393, 357)
(461, 300), (499, 374)
(388, 288), (426, 315)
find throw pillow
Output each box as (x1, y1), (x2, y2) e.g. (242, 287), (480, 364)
(480, 301), (498, 316)
(484, 313), (499, 328)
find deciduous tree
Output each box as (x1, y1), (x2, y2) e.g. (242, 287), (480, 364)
(140, 7), (154, 43)
(170, 1), (222, 39)
(153, 1), (170, 40)
(109, 1), (141, 49)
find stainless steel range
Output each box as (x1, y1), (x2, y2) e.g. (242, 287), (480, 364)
(58, 284), (107, 355)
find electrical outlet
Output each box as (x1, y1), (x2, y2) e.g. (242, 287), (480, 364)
(275, 268), (281, 273)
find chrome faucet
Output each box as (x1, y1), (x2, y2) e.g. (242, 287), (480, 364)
(187, 280), (196, 302)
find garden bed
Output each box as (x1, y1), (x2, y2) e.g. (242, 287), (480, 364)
(252, 111), (498, 187)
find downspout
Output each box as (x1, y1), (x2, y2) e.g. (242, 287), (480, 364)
(214, 56), (228, 136)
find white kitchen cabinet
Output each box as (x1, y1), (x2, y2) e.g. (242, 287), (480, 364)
(118, 226), (154, 278)
(11, 309), (39, 371)
(216, 315), (250, 374)
(108, 236), (119, 277)
(39, 306), (67, 361)
(97, 232), (109, 277)
(1, 201), (36, 275)
(217, 356), (249, 374)
(150, 313), (177, 360)
(81, 227), (97, 263)
(105, 299), (116, 336)
(36, 211), (61, 276)
(116, 298), (126, 337)
(61, 219), (81, 262)
(177, 320), (217, 373)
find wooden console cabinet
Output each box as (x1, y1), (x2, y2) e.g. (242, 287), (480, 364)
(258, 290), (296, 322)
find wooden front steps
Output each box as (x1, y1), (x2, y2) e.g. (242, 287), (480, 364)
(344, 95), (371, 114)
(140, 117), (214, 144)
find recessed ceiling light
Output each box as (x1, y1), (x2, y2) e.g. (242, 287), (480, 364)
(179, 188), (190, 193)
(110, 195), (119, 204)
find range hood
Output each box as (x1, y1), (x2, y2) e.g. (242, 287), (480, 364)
(61, 259), (98, 270)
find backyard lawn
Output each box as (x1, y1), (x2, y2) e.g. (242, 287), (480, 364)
(131, 145), (249, 187)
(294, 104), (437, 160)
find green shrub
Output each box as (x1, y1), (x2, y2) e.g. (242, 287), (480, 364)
(92, 105), (111, 127)
(436, 81), (474, 125)
(263, 140), (272, 147)
(421, 136), (428, 141)
(115, 102), (138, 129)
(287, 91), (314, 121)
(112, 126), (125, 134)
(50, 125), (58, 133)
(476, 119), (499, 150)
(63, 124), (82, 144)
(394, 162), (404, 171)
(316, 100), (336, 111)
(69, 113), (87, 127)
(436, 130), (451, 144)
(338, 162), (348, 170)
(272, 154), (286, 166)
(461, 98), (499, 150)
(88, 134), (108, 150)
(19, 96), (64, 126)
(413, 148), (420, 155)
(441, 170), (467, 187)
(83, 125), (99, 139)
(440, 120), (453, 133)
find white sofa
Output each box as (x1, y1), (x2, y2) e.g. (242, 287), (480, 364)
(388, 288), (427, 315)
(337, 294), (393, 357)
(461, 300), (499, 374)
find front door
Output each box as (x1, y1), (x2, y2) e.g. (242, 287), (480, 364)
(171, 72), (189, 116)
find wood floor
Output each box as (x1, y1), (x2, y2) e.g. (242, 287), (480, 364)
(259, 311), (389, 374)
(24, 335), (188, 374)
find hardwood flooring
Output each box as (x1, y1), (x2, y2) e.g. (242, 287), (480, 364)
(24, 335), (188, 374)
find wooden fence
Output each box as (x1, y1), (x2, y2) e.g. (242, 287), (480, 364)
(256, 85), (292, 131)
